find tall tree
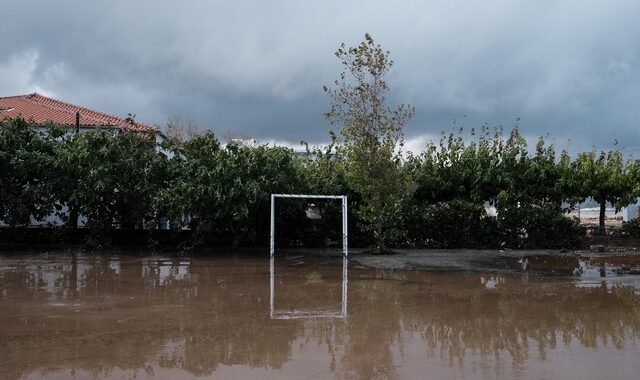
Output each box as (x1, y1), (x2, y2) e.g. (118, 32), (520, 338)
(324, 33), (415, 253)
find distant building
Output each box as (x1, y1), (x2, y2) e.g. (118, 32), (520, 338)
(623, 198), (640, 221)
(230, 138), (258, 147)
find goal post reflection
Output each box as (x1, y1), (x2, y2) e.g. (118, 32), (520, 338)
(270, 255), (348, 320)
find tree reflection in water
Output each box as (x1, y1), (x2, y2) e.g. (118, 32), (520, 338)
(0, 254), (639, 379)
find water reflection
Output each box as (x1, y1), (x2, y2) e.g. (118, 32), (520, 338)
(0, 253), (639, 379)
(270, 256), (348, 319)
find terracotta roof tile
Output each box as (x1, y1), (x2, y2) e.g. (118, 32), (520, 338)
(0, 93), (157, 133)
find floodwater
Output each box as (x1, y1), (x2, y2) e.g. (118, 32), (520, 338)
(1, 253), (640, 380)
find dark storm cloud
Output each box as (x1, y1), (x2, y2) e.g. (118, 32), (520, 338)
(1, 0), (640, 152)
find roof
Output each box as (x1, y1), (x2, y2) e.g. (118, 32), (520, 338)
(0, 93), (157, 133)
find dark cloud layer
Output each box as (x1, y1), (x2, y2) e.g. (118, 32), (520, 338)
(1, 0), (640, 153)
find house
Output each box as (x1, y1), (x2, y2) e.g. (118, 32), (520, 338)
(0, 93), (169, 228)
(0, 92), (167, 144)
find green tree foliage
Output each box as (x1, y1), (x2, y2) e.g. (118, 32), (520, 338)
(155, 131), (223, 234)
(408, 126), (586, 248)
(52, 128), (164, 231)
(410, 127), (503, 205)
(223, 142), (305, 245)
(576, 148), (638, 229)
(301, 132), (348, 196)
(324, 33), (415, 253)
(157, 132), (304, 246)
(0, 117), (57, 226)
(298, 134), (355, 244)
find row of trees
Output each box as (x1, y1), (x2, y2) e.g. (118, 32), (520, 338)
(404, 127), (640, 248)
(0, 117), (306, 247)
(319, 33), (640, 250)
(1, 115), (639, 249)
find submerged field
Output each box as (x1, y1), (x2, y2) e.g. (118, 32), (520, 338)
(1, 251), (640, 380)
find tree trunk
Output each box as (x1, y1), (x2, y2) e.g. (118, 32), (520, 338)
(375, 222), (383, 254)
(599, 200), (606, 231)
(69, 207), (78, 229)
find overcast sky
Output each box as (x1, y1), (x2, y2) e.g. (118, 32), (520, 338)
(1, 0), (639, 153)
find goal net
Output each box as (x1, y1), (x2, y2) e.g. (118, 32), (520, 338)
(270, 194), (348, 257)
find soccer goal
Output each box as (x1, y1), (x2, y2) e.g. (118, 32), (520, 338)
(269, 194), (348, 257)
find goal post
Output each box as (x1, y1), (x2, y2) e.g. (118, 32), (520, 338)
(270, 194), (348, 257)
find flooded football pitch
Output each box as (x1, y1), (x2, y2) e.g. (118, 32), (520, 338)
(1, 252), (640, 379)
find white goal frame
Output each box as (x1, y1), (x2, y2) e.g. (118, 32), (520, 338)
(270, 194), (348, 257)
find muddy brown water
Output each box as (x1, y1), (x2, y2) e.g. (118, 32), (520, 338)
(1, 253), (640, 380)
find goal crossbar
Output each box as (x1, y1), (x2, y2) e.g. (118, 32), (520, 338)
(270, 193), (348, 257)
